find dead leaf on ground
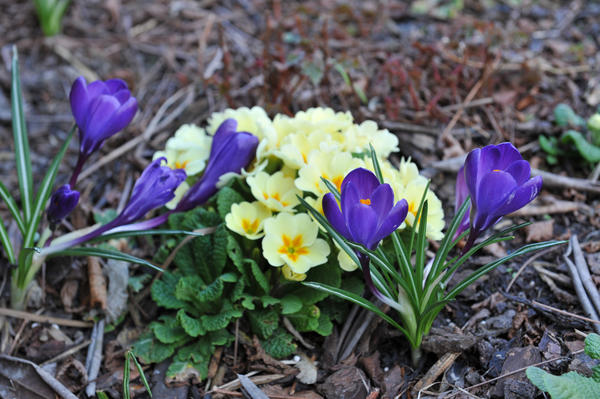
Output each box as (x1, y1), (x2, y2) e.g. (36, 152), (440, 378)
(525, 219), (555, 242)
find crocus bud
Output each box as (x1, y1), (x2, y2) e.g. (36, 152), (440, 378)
(175, 119), (259, 212)
(69, 76), (137, 185)
(461, 142), (542, 251)
(47, 184), (80, 227)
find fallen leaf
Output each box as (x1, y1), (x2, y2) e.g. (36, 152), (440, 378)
(525, 219), (554, 242)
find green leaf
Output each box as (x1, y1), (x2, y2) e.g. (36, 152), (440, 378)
(248, 309), (279, 339)
(291, 261), (341, 305)
(50, 246), (163, 273)
(286, 304), (320, 332)
(280, 294), (302, 314)
(554, 103), (585, 127)
(129, 351), (152, 397)
(10, 47), (33, 223)
(133, 332), (178, 364)
(539, 135), (560, 156)
(152, 272), (186, 309)
(261, 328), (296, 359)
(123, 348), (131, 399)
(260, 295), (280, 307)
(315, 312), (334, 336)
(150, 315), (188, 343)
(585, 333), (600, 360)
(527, 367), (600, 399)
(128, 273), (151, 293)
(216, 186), (244, 219)
(0, 181), (25, 234)
(200, 303), (242, 331)
(175, 275), (224, 304)
(0, 218), (16, 264)
(248, 258), (269, 294)
(561, 130), (600, 162)
(211, 225), (229, 277)
(177, 309), (206, 337)
(90, 228), (211, 243)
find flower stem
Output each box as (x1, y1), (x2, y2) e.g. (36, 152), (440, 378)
(358, 252), (403, 313)
(69, 153), (87, 187)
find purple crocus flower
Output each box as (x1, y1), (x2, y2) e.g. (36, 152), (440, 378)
(458, 142), (543, 251)
(47, 184), (80, 227)
(453, 165), (470, 240)
(69, 76), (138, 185)
(103, 118), (259, 233)
(323, 168), (408, 308)
(44, 158), (185, 254)
(174, 118), (259, 212)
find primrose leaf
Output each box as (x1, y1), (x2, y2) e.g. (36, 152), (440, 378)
(315, 312), (334, 336)
(201, 302), (242, 331)
(585, 333), (600, 360)
(261, 328), (296, 359)
(175, 275), (224, 304)
(539, 135), (560, 156)
(280, 294), (303, 315)
(291, 261), (341, 305)
(212, 225), (229, 277)
(133, 332), (179, 364)
(248, 309), (279, 339)
(150, 315), (187, 344)
(554, 103), (585, 127)
(526, 367), (600, 399)
(151, 272), (186, 309)
(561, 130), (600, 162)
(248, 258), (269, 294)
(216, 186), (244, 219)
(177, 309), (206, 337)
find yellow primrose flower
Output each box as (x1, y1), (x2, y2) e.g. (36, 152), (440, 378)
(165, 181), (190, 210)
(281, 264), (307, 281)
(275, 130), (340, 170)
(343, 120), (399, 158)
(337, 248), (358, 272)
(396, 158), (428, 187)
(262, 212), (330, 274)
(396, 179), (445, 241)
(276, 107), (354, 137)
(295, 149), (364, 196)
(225, 201), (272, 240)
(153, 124), (211, 176)
(247, 171), (301, 212)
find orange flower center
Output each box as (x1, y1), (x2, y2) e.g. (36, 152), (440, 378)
(241, 218), (259, 234)
(278, 234), (309, 262)
(174, 160), (189, 169)
(360, 198), (371, 205)
(492, 169), (501, 172)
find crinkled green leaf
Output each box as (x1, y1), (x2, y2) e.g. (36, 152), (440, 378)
(586, 333), (600, 360)
(128, 273), (151, 293)
(315, 312), (334, 336)
(211, 225), (229, 277)
(175, 275), (223, 304)
(286, 304), (321, 332)
(201, 303), (242, 331)
(561, 129), (600, 162)
(554, 103), (585, 127)
(177, 309), (206, 337)
(248, 258), (269, 294)
(216, 186), (244, 219)
(151, 272), (185, 309)
(150, 315), (187, 344)
(527, 367), (600, 399)
(133, 332), (179, 364)
(261, 328), (296, 359)
(291, 261), (341, 305)
(260, 295), (279, 307)
(248, 309), (279, 339)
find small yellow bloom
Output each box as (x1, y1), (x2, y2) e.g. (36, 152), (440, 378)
(247, 171), (301, 212)
(337, 248), (358, 272)
(165, 181), (190, 210)
(281, 264), (307, 281)
(225, 201), (272, 240)
(262, 213), (330, 274)
(295, 149), (364, 196)
(275, 130), (339, 170)
(343, 120), (399, 158)
(396, 179), (445, 241)
(153, 124), (211, 176)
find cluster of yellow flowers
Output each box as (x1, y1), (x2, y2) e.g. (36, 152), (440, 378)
(154, 107), (445, 280)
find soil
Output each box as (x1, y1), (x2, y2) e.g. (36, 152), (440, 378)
(1, 0), (599, 398)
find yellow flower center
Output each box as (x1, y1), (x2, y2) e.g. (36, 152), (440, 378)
(278, 234), (309, 262)
(241, 218), (259, 234)
(360, 198), (371, 205)
(264, 192), (288, 207)
(174, 160), (189, 169)
(332, 176), (343, 192)
(492, 169), (501, 172)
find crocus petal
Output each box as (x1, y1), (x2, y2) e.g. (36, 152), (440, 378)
(322, 193), (351, 239)
(369, 183), (394, 222)
(494, 175), (542, 217)
(340, 168), (379, 200)
(69, 77), (89, 128)
(495, 142), (523, 169)
(47, 184), (80, 226)
(371, 199), (408, 247)
(98, 97), (138, 141)
(504, 160), (531, 185)
(104, 79), (128, 93)
(347, 203), (378, 249)
(210, 118), (239, 156)
(341, 181), (360, 229)
(473, 170), (517, 231)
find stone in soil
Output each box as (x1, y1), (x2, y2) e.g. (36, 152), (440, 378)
(491, 345), (541, 398)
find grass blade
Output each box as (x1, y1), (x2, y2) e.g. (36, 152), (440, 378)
(89, 228), (214, 243)
(130, 351), (152, 397)
(22, 125), (75, 248)
(0, 218), (16, 264)
(10, 46), (33, 222)
(0, 181), (25, 234)
(123, 350), (131, 399)
(49, 247), (164, 273)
